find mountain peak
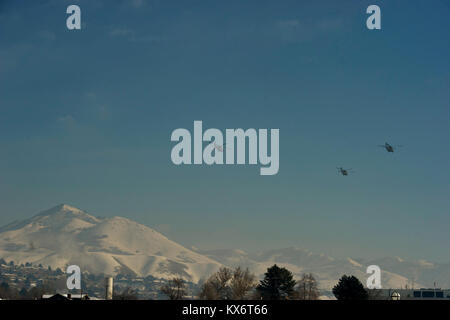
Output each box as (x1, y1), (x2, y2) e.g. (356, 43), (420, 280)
(55, 204), (84, 213)
(30, 204), (101, 225)
(0, 205), (222, 282)
(36, 204), (86, 216)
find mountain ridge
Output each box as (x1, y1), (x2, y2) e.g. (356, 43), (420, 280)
(0, 204), (222, 283)
(1, 204), (449, 290)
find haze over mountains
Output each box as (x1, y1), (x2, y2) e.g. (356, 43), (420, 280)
(0, 205), (449, 291)
(197, 248), (450, 291)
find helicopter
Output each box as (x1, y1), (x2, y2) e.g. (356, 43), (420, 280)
(378, 142), (402, 153)
(337, 167), (353, 176)
(213, 142), (227, 152)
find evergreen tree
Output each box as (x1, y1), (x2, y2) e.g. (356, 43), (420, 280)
(256, 264), (296, 300)
(332, 275), (368, 300)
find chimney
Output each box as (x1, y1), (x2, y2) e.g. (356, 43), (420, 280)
(105, 277), (113, 300)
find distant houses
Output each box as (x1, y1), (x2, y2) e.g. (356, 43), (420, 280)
(42, 293), (94, 300)
(369, 288), (450, 300)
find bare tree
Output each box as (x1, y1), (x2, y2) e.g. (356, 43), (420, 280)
(160, 277), (187, 300)
(231, 267), (257, 299)
(199, 280), (221, 300)
(199, 267), (232, 300)
(296, 273), (320, 300)
(199, 267), (256, 300)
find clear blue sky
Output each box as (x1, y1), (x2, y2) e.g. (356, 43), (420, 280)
(0, 0), (449, 262)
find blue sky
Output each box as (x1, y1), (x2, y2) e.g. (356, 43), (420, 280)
(0, 0), (449, 262)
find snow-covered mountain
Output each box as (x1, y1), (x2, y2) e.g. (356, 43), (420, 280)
(0, 204), (222, 283)
(1, 204), (449, 292)
(197, 247), (450, 291)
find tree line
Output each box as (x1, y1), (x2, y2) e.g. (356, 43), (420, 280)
(0, 281), (56, 300)
(161, 264), (321, 300)
(161, 264), (372, 300)
(0, 262), (370, 300)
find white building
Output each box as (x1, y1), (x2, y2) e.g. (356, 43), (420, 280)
(371, 288), (450, 300)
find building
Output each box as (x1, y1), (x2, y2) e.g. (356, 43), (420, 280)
(370, 288), (450, 300)
(42, 293), (92, 300)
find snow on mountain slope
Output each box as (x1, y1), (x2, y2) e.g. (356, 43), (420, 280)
(197, 247), (436, 291)
(361, 256), (450, 289)
(0, 204), (221, 283)
(1, 205), (448, 290)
